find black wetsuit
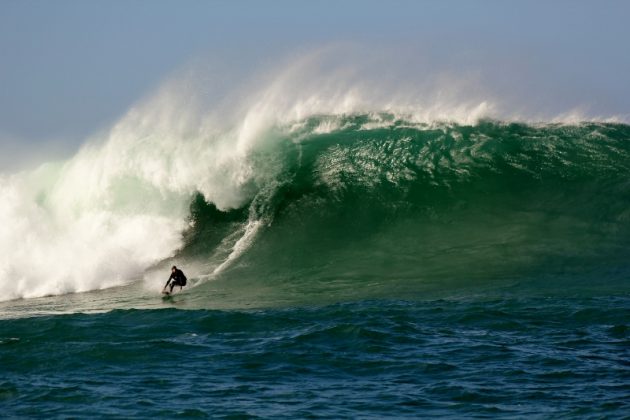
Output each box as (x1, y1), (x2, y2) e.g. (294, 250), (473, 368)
(165, 268), (187, 293)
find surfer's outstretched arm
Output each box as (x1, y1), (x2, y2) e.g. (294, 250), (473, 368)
(163, 274), (174, 290)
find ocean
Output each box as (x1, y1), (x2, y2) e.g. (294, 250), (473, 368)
(1, 117), (629, 417)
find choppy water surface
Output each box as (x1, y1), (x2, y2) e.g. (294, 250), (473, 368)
(1, 297), (628, 418)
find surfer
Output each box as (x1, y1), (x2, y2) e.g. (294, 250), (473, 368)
(163, 265), (187, 294)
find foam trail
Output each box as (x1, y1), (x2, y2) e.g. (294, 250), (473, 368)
(212, 220), (262, 276)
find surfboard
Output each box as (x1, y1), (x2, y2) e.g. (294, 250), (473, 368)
(162, 287), (183, 297)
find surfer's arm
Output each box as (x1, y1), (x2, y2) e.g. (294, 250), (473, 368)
(163, 274), (174, 289)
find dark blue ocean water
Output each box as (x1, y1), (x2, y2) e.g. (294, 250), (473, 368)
(1, 296), (628, 418)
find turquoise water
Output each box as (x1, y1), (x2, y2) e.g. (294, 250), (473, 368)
(1, 119), (629, 417)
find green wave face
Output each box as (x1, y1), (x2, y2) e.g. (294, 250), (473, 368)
(179, 118), (630, 306)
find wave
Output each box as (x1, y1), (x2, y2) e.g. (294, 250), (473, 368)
(1, 52), (629, 302)
(5, 110), (630, 302)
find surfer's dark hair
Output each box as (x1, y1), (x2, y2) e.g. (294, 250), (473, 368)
(172, 265), (177, 270)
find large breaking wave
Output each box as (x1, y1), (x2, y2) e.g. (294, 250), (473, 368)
(1, 52), (629, 302)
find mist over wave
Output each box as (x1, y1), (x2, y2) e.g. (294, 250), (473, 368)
(1, 48), (629, 303)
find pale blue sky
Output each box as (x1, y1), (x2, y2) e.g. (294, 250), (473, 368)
(1, 0), (629, 167)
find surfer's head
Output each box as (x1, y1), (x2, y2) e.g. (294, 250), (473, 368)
(171, 265), (177, 272)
